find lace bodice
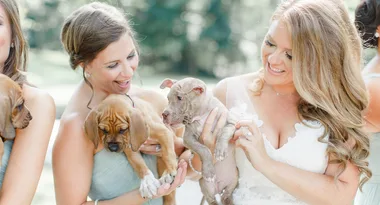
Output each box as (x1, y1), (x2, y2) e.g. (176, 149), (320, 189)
(226, 78), (329, 205)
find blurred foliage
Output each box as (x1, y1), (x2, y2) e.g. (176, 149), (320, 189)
(20, 0), (375, 78)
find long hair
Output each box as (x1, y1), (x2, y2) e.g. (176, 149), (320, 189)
(252, 0), (371, 188)
(0, 0), (28, 85)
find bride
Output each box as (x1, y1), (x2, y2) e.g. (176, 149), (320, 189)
(182, 0), (371, 204)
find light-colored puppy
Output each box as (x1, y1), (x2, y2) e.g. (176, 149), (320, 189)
(160, 77), (238, 205)
(84, 94), (178, 204)
(0, 74), (33, 167)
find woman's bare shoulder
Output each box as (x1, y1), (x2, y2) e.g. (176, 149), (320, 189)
(23, 85), (55, 112)
(213, 71), (261, 103)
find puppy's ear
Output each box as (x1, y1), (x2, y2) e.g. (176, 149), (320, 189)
(84, 109), (100, 148)
(192, 85), (205, 95)
(0, 97), (16, 139)
(129, 108), (148, 152)
(159, 78), (177, 89)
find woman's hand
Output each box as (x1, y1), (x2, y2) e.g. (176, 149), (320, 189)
(153, 159), (187, 198)
(139, 139), (162, 157)
(232, 120), (270, 171)
(199, 107), (228, 151)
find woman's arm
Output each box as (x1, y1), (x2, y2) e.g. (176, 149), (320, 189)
(258, 155), (359, 205)
(53, 114), (94, 205)
(363, 79), (380, 132)
(0, 87), (55, 204)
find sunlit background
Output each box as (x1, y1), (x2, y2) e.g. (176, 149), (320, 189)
(12, 0), (374, 204)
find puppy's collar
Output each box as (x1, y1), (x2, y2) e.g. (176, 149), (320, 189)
(126, 94), (135, 108)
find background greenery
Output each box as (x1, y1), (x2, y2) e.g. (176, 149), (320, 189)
(19, 0), (376, 89)
(13, 1), (374, 204)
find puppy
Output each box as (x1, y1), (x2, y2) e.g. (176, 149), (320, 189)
(160, 77), (238, 205)
(84, 94), (178, 204)
(0, 74), (33, 167)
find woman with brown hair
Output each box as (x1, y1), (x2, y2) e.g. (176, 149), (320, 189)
(354, 0), (380, 204)
(52, 2), (194, 205)
(187, 0), (372, 204)
(0, 0), (55, 203)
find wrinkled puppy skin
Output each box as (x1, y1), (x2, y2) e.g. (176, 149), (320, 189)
(161, 77), (238, 205)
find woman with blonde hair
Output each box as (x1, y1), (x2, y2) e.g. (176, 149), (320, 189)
(186, 0), (371, 204)
(0, 0), (55, 203)
(354, 0), (380, 204)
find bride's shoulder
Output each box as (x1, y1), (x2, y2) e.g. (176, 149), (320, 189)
(213, 71), (260, 104)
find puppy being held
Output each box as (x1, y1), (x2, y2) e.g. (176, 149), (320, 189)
(84, 94), (178, 204)
(0, 74), (33, 167)
(160, 77), (238, 205)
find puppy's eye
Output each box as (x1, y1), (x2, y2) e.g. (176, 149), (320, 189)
(177, 96), (182, 101)
(101, 129), (109, 135)
(16, 102), (24, 111)
(119, 128), (127, 134)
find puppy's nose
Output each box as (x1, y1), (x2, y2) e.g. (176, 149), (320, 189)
(162, 110), (169, 120)
(108, 142), (120, 152)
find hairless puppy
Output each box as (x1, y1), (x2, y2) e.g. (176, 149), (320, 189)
(160, 77), (238, 205)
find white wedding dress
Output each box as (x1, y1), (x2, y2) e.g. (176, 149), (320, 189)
(225, 79), (329, 205)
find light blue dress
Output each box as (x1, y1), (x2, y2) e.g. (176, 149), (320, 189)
(88, 149), (163, 205)
(354, 73), (380, 205)
(0, 140), (14, 188)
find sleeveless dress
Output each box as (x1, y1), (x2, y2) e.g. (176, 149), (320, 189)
(0, 140), (14, 188)
(88, 149), (162, 205)
(354, 73), (380, 205)
(225, 79), (329, 205)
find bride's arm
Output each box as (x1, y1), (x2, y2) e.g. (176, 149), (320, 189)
(257, 155), (358, 205)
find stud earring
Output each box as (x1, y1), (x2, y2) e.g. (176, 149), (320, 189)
(10, 43), (14, 48)
(84, 72), (92, 78)
(375, 32), (379, 38)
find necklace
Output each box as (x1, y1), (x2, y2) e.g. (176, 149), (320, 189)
(268, 84), (297, 97)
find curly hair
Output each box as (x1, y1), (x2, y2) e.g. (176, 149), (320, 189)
(252, 0), (371, 189)
(355, 0), (380, 48)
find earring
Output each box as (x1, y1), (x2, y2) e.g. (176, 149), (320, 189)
(375, 32), (379, 38)
(10, 42), (14, 48)
(84, 72), (92, 78)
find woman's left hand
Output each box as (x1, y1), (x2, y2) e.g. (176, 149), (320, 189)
(232, 119), (270, 171)
(139, 139), (162, 157)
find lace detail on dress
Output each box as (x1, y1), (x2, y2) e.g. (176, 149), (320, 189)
(225, 78), (329, 205)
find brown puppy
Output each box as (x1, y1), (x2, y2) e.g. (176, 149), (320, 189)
(84, 94), (178, 205)
(0, 74), (33, 167)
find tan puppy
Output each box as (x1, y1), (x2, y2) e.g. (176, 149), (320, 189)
(84, 94), (178, 204)
(0, 74), (33, 167)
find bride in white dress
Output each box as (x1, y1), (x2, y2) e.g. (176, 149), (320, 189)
(188, 0), (372, 204)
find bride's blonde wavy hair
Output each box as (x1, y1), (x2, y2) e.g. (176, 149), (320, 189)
(252, 0), (371, 188)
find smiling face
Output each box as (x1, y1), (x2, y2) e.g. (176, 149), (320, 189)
(261, 20), (294, 87)
(85, 33), (139, 95)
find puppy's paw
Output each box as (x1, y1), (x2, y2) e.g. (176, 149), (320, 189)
(139, 170), (161, 199)
(214, 142), (228, 161)
(159, 169), (177, 185)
